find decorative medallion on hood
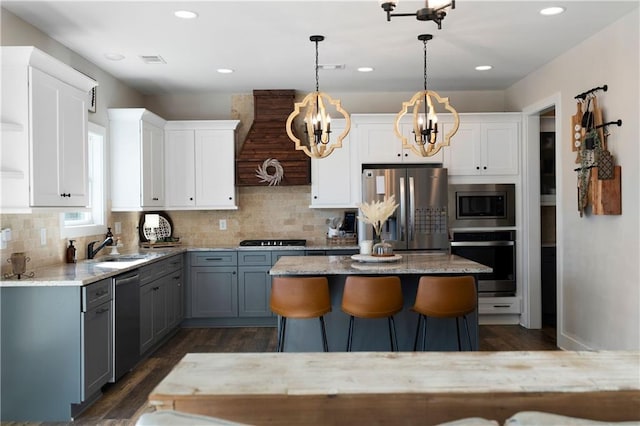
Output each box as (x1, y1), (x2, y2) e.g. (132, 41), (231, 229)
(236, 90), (310, 186)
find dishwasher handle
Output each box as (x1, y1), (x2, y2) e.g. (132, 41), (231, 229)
(114, 272), (140, 286)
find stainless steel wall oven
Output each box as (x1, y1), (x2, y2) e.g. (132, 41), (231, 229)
(450, 230), (516, 297)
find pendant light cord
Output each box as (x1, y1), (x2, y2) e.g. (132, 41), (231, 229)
(315, 38), (320, 93)
(423, 37), (428, 93)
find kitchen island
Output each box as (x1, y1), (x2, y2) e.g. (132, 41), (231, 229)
(269, 253), (491, 352)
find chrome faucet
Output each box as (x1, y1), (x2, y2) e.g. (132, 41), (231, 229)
(87, 237), (114, 259)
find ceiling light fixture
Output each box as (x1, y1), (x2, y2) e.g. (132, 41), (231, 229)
(357, 67), (374, 73)
(381, 0), (455, 29)
(286, 35), (351, 159)
(174, 10), (198, 19)
(394, 34), (459, 157)
(540, 6), (565, 16)
(475, 65), (493, 71)
(217, 68), (234, 74)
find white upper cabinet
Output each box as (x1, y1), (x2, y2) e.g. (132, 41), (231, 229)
(109, 108), (166, 211)
(444, 114), (520, 176)
(165, 120), (239, 210)
(355, 114), (444, 165)
(310, 119), (359, 208)
(1, 47), (96, 212)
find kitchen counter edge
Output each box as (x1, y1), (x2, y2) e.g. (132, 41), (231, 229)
(0, 245), (359, 288)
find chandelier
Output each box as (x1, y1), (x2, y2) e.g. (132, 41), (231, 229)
(381, 0), (455, 29)
(394, 34), (459, 157)
(286, 35), (351, 159)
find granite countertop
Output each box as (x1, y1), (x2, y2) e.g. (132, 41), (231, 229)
(0, 244), (359, 288)
(269, 253), (492, 276)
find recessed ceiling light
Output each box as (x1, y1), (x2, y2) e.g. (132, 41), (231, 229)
(475, 65), (493, 71)
(540, 6), (565, 16)
(217, 68), (234, 74)
(104, 52), (125, 61)
(357, 67), (374, 73)
(174, 10), (198, 19)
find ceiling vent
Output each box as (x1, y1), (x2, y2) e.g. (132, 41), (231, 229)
(236, 90), (310, 186)
(140, 55), (166, 64)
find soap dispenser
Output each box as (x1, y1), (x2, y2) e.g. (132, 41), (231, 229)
(66, 240), (77, 264)
(106, 227), (114, 245)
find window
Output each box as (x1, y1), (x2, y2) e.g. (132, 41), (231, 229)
(60, 122), (106, 238)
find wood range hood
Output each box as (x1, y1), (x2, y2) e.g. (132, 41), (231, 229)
(236, 90), (310, 186)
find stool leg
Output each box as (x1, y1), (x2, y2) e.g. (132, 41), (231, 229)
(278, 316), (287, 352)
(346, 315), (355, 352)
(388, 316), (398, 352)
(422, 316), (428, 351)
(455, 317), (462, 351)
(413, 314), (423, 351)
(319, 316), (329, 352)
(463, 315), (473, 351)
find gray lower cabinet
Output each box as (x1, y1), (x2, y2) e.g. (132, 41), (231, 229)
(82, 278), (113, 399)
(238, 251), (272, 317)
(139, 254), (183, 355)
(189, 251), (238, 318)
(0, 278), (113, 422)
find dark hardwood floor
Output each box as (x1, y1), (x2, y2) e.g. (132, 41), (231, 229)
(14, 325), (557, 425)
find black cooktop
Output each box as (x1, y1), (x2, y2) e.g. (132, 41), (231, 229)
(239, 239), (307, 247)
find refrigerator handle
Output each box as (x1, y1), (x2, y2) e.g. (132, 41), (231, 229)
(399, 177), (406, 241)
(409, 176), (415, 241)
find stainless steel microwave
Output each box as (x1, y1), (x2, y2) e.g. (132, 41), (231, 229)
(448, 184), (515, 228)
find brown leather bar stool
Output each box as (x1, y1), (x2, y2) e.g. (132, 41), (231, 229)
(412, 275), (477, 351)
(270, 276), (331, 352)
(341, 276), (403, 351)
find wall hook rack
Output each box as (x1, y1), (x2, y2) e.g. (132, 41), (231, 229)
(594, 119), (622, 130)
(575, 84), (608, 100)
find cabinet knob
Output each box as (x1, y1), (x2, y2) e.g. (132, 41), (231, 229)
(152, 197), (159, 201)
(483, 166), (487, 170)
(476, 166), (480, 170)
(60, 193), (71, 197)
(189, 197), (193, 201)
(228, 197), (232, 200)
(313, 195), (318, 199)
(397, 153), (401, 157)
(404, 153), (408, 157)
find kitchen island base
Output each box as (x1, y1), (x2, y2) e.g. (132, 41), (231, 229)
(279, 274), (478, 352)
(268, 254), (492, 352)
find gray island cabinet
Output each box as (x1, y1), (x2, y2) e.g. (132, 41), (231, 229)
(269, 253), (492, 352)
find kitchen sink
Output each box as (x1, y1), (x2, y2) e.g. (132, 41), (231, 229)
(90, 254), (150, 269)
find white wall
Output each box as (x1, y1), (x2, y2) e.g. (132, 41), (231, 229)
(506, 10), (640, 350)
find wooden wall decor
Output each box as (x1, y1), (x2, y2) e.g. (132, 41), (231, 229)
(572, 84), (623, 216)
(236, 90), (311, 186)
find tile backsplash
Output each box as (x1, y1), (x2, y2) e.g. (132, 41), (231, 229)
(0, 186), (346, 275)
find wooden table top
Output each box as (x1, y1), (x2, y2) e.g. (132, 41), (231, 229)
(149, 351), (639, 398)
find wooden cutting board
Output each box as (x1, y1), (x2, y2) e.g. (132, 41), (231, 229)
(571, 101), (583, 152)
(571, 101), (583, 163)
(591, 165), (621, 215)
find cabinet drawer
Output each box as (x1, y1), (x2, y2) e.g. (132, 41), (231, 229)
(191, 251), (237, 267)
(164, 254), (183, 273)
(83, 278), (113, 312)
(479, 299), (521, 315)
(238, 251), (271, 266)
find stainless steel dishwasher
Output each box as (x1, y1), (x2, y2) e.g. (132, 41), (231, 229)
(112, 270), (140, 381)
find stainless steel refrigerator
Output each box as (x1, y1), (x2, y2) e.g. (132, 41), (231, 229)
(359, 166), (449, 251)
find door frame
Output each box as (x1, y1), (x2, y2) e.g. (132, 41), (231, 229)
(520, 92), (562, 335)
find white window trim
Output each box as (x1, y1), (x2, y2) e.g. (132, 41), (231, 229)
(60, 121), (107, 239)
